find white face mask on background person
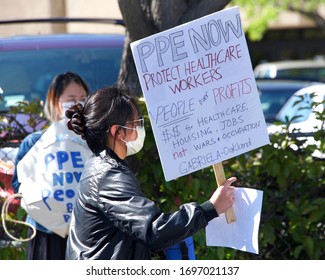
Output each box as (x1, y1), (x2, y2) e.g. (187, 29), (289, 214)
(121, 126), (146, 156)
(60, 100), (85, 119)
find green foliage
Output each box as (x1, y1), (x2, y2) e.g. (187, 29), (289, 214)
(233, 2), (279, 41)
(229, 0), (325, 41)
(132, 96), (324, 259)
(0, 99), (48, 260)
(0, 99), (49, 145)
(0, 199), (28, 260)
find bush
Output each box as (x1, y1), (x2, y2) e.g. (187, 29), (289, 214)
(132, 97), (324, 260)
(0, 202), (28, 260)
(0, 99), (48, 260)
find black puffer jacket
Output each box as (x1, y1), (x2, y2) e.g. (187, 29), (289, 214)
(65, 148), (218, 260)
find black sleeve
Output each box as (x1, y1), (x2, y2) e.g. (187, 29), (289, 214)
(97, 167), (218, 251)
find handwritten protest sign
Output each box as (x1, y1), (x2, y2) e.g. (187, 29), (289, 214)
(131, 6), (270, 182)
(17, 119), (91, 237)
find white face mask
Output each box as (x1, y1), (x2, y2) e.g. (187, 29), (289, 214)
(60, 100), (85, 119)
(121, 126), (146, 156)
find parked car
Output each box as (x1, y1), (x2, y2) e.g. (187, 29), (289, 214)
(254, 59), (325, 83)
(0, 33), (124, 113)
(267, 84), (325, 158)
(256, 79), (321, 123)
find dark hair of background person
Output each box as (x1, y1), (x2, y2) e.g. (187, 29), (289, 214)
(66, 85), (139, 154)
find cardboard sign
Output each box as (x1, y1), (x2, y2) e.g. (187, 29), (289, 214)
(17, 119), (91, 237)
(131, 6), (270, 181)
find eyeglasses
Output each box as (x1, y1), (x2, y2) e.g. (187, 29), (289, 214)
(124, 116), (144, 128)
(106, 117), (145, 134)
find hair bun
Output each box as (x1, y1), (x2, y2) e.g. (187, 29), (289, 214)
(66, 104), (85, 138)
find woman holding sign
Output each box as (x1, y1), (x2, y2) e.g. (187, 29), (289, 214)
(11, 72), (90, 260)
(65, 84), (236, 260)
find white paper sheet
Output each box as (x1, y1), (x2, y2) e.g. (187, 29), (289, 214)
(206, 187), (263, 254)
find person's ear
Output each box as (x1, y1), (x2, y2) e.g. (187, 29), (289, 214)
(109, 125), (122, 139)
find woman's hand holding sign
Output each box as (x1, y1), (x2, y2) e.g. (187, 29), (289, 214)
(209, 177), (236, 215)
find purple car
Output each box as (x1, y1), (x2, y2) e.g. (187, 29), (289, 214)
(0, 32), (125, 113)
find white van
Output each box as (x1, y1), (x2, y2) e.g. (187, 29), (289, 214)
(254, 59), (325, 83)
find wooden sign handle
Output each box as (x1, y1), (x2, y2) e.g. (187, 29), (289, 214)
(213, 162), (236, 224)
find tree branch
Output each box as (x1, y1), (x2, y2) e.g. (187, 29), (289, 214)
(288, 5), (325, 30)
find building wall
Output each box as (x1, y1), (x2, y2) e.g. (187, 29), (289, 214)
(0, 1), (324, 64)
(0, 0), (124, 37)
(2, 1), (324, 37)
(65, 0), (124, 34)
(0, 0), (59, 36)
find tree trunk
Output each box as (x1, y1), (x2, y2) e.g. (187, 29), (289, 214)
(117, 0), (231, 95)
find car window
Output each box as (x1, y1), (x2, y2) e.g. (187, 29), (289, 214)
(259, 88), (297, 117)
(276, 93), (314, 123)
(0, 46), (123, 112)
(254, 60), (325, 82)
(276, 68), (325, 82)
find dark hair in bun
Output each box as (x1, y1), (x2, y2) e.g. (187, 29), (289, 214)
(66, 103), (85, 138)
(66, 85), (139, 154)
